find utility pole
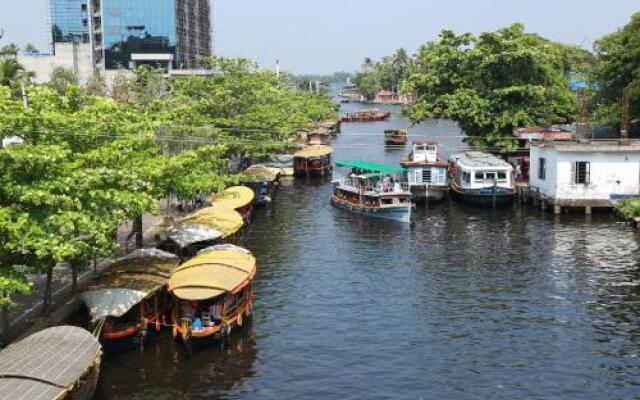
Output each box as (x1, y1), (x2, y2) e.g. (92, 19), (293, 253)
(621, 84), (631, 140)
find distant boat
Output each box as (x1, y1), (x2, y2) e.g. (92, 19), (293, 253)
(341, 109), (390, 123)
(293, 145), (334, 177)
(331, 160), (413, 223)
(384, 129), (408, 146)
(449, 152), (516, 207)
(400, 141), (449, 203)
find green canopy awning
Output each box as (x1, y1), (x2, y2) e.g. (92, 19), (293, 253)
(335, 160), (406, 174)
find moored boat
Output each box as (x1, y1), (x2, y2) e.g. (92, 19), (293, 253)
(160, 205), (244, 258)
(80, 248), (179, 348)
(293, 145), (334, 177)
(384, 129), (408, 146)
(0, 326), (101, 400)
(168, 244), (256, 353)
(307, 127), (331, 145)
(242, 165), (281, 206)
(340, 109), (390, 122)
(449, 151), (516, 207)
(212, 186), (255, 222)
(331, 160), (413, 223)
(400, 141), (449, 203)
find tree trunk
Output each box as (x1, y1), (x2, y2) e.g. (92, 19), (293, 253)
(43, 265), (53, 313)
(71, 263), (78, 295)
(133, 215), (143, 249)
(1, 305), (9, 344)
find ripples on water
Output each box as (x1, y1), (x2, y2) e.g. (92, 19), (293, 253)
(96, 106), (640, 399)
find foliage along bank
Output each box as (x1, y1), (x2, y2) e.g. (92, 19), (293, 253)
(0, 55), (336, 320)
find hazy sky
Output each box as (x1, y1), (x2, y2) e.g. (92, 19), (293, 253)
(1, 1), (638, 74)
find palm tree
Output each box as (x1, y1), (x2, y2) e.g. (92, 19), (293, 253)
(0, 58), (26, 86)
(1, 43), (20, 56)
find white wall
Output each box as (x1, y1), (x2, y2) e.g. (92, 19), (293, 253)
(531, 146), (640, 203)
(18, 43), (95, 84)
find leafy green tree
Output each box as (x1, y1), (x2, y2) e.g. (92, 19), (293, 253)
(593, 11), (640, 128)
(0, 58), (26, 87)
(23, 43), (38, 54)
(48, 67), (78, 95)
(405, 24), (577, 151)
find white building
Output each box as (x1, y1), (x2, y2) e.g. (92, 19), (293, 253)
(529, 140), (640, 213)
(17, 43), (95, 84)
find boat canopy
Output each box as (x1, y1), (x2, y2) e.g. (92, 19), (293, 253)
(0, 326), (101, 400)
(293, 145), (334, 158)
(169, 244), (256, 301)
(212, 186), (255, 210)
(335, 160), (405, 174)
(243, 165), (281, 183)
(168, 205), (244, 248)
(81, 248), (179, 321)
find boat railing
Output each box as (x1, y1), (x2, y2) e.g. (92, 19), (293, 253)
(333, 177), (410, 194)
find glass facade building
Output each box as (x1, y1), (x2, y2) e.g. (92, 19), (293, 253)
(99, 0), (177, 69)
(50, 0), (90, 43)
(52, 0), (211, 70)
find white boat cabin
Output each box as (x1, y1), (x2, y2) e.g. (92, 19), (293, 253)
(401, 142), (448, 187)
(451, 152), (514, 190)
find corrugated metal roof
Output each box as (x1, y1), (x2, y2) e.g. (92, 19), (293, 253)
(0, 326), (100, 400)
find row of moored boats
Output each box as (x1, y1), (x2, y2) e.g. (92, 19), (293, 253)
(0, 173), (286, 400)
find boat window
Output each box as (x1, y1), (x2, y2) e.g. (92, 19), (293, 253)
(422, 169), (432, 183)
(497, 172), (507, 181)
(485, 172), (497, 181)
(475, 172), (484, 181)
(461, 171), (471, 184)
(382, 198), (393, 205)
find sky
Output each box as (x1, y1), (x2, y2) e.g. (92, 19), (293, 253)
(0, 0), (638, 74)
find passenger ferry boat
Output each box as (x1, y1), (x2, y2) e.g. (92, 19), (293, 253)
(384, 129), (408, 146)
(168, 245), (256, 353)
(400, 141), (449, 203)
(331, 160), (413, 223)
(341, 109), (390, 122)
(449, 151), (516, 207)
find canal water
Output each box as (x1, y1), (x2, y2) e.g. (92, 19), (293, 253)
(96, 104), (640, 399)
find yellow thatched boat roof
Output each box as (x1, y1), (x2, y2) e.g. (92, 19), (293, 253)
(293, 145), (334, 158)
(243, 165), (281, 183)
(169, 245), (257, 301)
(212, 186), (255, 210)
(168, 205), (244, 248)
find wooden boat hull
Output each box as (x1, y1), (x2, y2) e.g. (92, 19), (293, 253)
(409, 185), (448, 203)
(450, 184), (516, 207)
(340, 112), (390, 122)
(331, 196), (411, 223)
(385, 139), (407, 146)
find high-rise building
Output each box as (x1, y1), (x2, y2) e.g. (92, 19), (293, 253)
(50, 0), (90, 44)
(49, 0), (212, 70)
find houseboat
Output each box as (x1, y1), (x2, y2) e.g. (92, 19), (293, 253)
(307, 128), (331, 145)
(384, 129), (408, 146)
(212, 186), (255, 222)
(80, 248), (179, 348)
(340, 84), (365, 102)
(317, 118), (341, 136)
(449, 152), (516, 207)
(168, 244), (256, 353)
(0, 326), (102, 400)
(293, 145), (334, 177)
(160, 205), (244, 258)
(340, 109), (390, 123)
(400, 141), (449, 203)
(331, 160), (413, 223)
(242, 165), (281, 206)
